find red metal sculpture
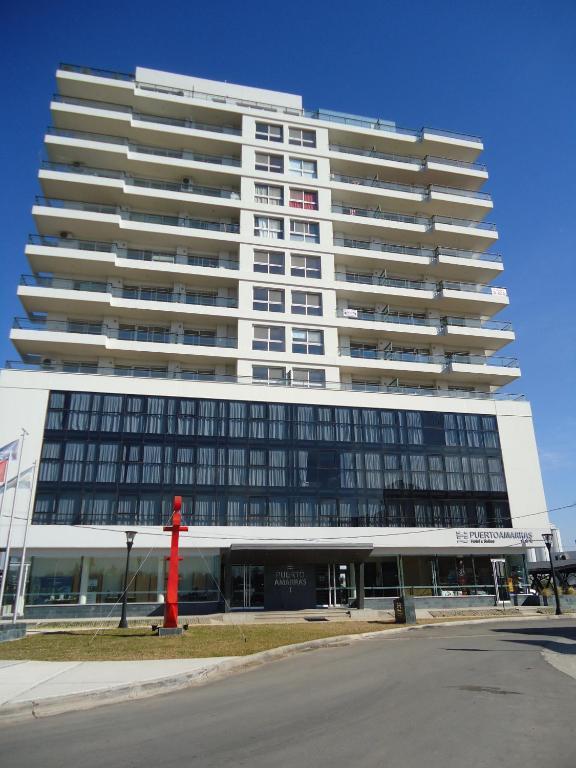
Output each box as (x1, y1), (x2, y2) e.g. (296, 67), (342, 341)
(163, 496), (188, 629)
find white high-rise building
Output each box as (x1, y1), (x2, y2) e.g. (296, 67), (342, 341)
(0, 64), (550, 617)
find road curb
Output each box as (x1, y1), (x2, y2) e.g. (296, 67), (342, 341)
(0, 613), (570, 723)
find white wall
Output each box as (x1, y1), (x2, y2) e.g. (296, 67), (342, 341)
(136, 68), (303, 111)
(496, 401), (548, 528)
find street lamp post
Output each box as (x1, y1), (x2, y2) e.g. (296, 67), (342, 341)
(542, 532), (562, 616)
(118, 530), (137, 629)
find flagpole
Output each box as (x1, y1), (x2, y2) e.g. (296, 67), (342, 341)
(12, 461), (37, 624)
(0, 428), (27, 615)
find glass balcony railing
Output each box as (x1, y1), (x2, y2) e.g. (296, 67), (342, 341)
(27, 235), (240, 270)
(42, 158), (241, 198)
(52, 95), (242, 135)
(5, 360), (524, 400)
(433, 215), (497, 231)
(332, 203), (429, 226)
(439, 280), (507, 296)
(47, 127), (241, 166)
(436, 246), (502, 263)
(329, 144), (487, 172)
(334, 270), (505, 296)
(332, 203), (497, 231)
(336, 308), (512, 332)
(330, 173), (491, 201)
(19, 275), (238, 308)
(333, 235), (502, 263)
(330, 144), (423, 166)
(339, 346), (518, 368)
(442, 315), (512, 332)
(426, 155), (487, 172)
(447, 353), (519, 368)
(59, 63), (483, 145)
(337, 308), (436, 327)
(335, 270), (437, 291)
(342, 346), (446, 364)
(12, 318), (238, 348)
(34, 197), (241, 234)
(59, 63), (134, 81)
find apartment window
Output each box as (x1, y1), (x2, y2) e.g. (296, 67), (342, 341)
(351, 378), (381, 392)
(253, 325), (285, 352)
(292, 368), (325, 387)
(254, 250), (285, 275)
(254, 216), (284, 239)
(253, 366), (287, 385)
(289, 188), (318, 210)
(290, 219), (320, 243)
(289, 127), (316, 148)
(61, 361), (99, 374)
(253, 287), (285, 313)
(255, 184), (283, 206)
(292, 328), (324, 355)
(255, 152), (284, 173)
(118, 324), (170, 343)
(292, 291), (322, 316)
(181, 368), (216, 381)
(183, 328), (218, 346)
(255, 123), (283, 142)
(291, 254), (321, 279)
(114, 364), (169, 378)
(289, 157), (317, 178)
(350, 341), (377, 358)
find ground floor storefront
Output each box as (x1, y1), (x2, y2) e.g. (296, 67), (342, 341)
(1, 548), (530, 619)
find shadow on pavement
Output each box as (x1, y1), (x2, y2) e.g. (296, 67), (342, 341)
(491, 624), (576, 656)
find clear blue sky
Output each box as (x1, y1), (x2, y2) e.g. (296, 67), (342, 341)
(1, 0), (575, 544)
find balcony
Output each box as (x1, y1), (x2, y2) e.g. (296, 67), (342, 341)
(40, 157), (241, 209)
(52, 94), (242, 137)
(330, 173), (491, 220)
(18, 275), (238, 318)
(335, 309), (513, 351)
(334, 269), (507, 315)
(26, 235), (240, 274)
(338, 345), (520, 385)
(329, 145), (488, 190)
(332, 236), (503, 281)
(33, 197), (241, 248)
(11, 317), (238, 358)
(3, 359), (524, 401)
(46, 127), (242, 175)
(332, 202), (498, 249)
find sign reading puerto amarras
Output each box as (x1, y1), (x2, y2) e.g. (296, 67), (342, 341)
(455, 530), (534, 545)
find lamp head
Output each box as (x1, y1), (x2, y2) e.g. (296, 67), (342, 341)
(542, 532), (553, 546)
(125, 530), (137, 545)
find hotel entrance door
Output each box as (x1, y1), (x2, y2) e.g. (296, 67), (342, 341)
(231, 565), (265, 609)
(316, 564), (350, 607)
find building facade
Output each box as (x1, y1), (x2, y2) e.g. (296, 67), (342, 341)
(0, 64), (549, 617)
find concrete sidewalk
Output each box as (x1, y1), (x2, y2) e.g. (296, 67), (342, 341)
(0, 657), (241, 721)
(0, 658), (237, 708)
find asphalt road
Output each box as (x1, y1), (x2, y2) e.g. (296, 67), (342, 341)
(1, 619), (575, 768)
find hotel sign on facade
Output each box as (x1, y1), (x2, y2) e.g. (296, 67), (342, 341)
(455, 530), (534, 546)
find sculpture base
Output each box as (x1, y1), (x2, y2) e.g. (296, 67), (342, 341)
(158, 627), (183, 637)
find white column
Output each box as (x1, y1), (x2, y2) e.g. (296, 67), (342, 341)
(78, 556), (90, 605)
(156, 556), (165, 603)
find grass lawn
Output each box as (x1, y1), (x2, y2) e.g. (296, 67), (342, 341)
(0, 622), (402, 662)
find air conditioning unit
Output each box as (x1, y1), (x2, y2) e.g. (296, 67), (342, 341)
(41, 358), (54, 368)
(116, 241), (127, 248)
(182, 177), (191, 185)
(60, 231), (70, 239)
